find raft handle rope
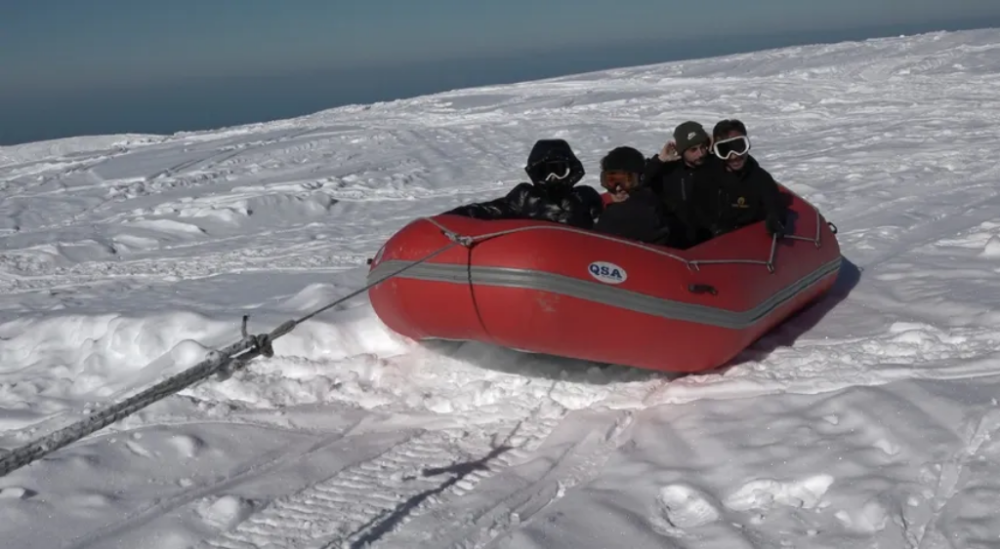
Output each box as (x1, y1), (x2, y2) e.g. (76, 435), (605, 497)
(419, 198), (830, 276)
(0, 239), (465, 479)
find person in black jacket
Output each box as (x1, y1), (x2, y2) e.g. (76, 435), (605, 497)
(640, 121), (717, 247)
(444, 139), (603, 230)
(696, 119), (788, 238)
(597, 145), (647, 205)
(593, 121), (719, 248)
(592, 146), (675, 244)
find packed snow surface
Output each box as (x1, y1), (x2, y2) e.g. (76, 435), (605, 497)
(3, 28), (1000, 549)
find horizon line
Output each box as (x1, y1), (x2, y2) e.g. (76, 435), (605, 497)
(3, 23), (998, 148)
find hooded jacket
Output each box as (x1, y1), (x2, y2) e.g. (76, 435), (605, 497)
(444, 139), (603, 229)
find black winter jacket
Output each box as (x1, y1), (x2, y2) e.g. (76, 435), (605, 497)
(444, 138), (604, 230)
(694, 155), (788, 236)
(593, 186), (674, 245)
(642, 155), (717, 246)
(444, 182), (603, 229)
(592, 155), (706, 249)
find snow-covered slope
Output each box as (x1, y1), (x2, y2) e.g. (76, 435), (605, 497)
(3, 27), (1000, 549)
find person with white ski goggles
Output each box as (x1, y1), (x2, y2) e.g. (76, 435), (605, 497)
(712, 134), (750, 159)
(699, 118), (787, 238)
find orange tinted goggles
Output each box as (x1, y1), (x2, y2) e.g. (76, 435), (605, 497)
(600, 170), (639, 192)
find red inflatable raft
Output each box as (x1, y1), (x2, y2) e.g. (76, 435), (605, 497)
(366, 185), (841, 374)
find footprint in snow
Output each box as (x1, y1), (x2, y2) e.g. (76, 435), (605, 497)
(648, 483), (721, 537)
(168, 434), (206, 459)
(0, 486), (37, 500)
(195, 495), (256, 531)
(980, 234), (1000, 258)
(723, 474), (834, 517)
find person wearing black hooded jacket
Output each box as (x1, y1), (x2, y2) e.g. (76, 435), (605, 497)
(444, 139), (603, 230)
(694, 119), (788, 238)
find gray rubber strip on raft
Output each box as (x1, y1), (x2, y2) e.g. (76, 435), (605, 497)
(366, 255), (843, 330)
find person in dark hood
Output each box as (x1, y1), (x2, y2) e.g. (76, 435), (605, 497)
(696, 119), (788, 238)
(444, 139), (603, 229)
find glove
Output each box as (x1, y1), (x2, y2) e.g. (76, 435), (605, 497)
(765, 215), (786, 239)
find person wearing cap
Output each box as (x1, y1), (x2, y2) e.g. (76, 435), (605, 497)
(696, 119), (788, 238)
(444, 138), (603, 230)
(641, 121), (718, 247)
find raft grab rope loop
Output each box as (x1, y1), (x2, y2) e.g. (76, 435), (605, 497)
(422, 201), (826, 276)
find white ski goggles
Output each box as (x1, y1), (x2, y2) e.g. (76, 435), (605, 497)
(527, 159), (573, 183)
(713, 135), (750, 159)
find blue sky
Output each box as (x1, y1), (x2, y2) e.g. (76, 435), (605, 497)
(4, 0), (1000, 94)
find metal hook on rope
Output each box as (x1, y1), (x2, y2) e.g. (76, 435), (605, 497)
(241, 315), (275, 358)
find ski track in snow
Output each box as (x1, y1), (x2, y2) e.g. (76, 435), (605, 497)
(2, 28), (1000, 549)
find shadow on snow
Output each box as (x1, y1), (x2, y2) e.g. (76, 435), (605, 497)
(726, 254), (862, 368)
